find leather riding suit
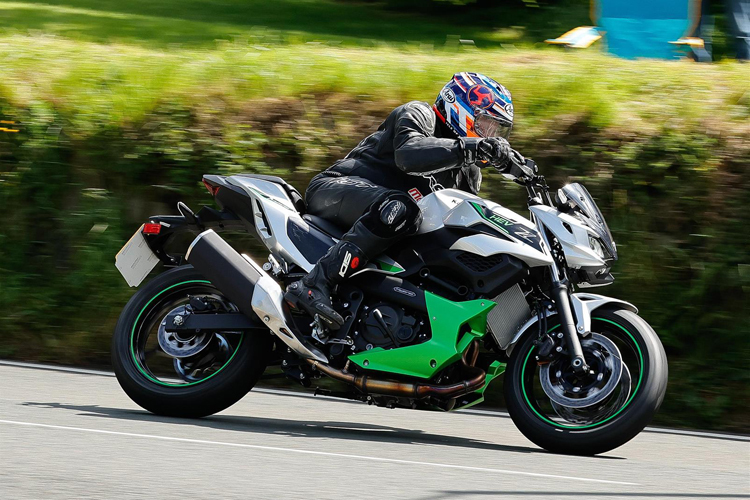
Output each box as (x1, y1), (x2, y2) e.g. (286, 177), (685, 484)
(285, 101), (504, 329)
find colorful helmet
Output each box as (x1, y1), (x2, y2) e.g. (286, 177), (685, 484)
(434, 72), (513, 139)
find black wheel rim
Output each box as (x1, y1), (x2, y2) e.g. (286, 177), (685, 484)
(129, 280), (244, 387)
(520, 317), (644, 430)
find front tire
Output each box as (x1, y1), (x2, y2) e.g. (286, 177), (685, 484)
(504, 308), (668, 455)
(112, 266), (273, 418)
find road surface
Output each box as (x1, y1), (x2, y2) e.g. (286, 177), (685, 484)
(0, 362), (748, 499)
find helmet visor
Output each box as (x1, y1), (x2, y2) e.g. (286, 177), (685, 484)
(474, 111), (512, 139)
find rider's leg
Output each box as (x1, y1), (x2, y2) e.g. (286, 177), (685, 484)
(285, 175), (422, 329)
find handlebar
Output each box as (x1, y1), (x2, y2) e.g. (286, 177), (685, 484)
(491, 147), (539, 183)
(492, 148), (553, 206)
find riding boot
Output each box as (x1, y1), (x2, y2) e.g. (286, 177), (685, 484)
(285, 197), (420, 329)
(284, 239), (365, 330)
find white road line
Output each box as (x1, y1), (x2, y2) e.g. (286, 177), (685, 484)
(3, 360), (748, 442)
(0, 360), (115, 377)
(0, 418), (637, 486)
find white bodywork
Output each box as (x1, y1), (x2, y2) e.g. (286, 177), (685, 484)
(449, 234), (552, 267)
(507, 293), (638, 353)
(225, 181), (604, 276)
(418, 189), (552, 268)
(418, 189), (535, 234)
(529, 204), (608, 269)
(227, 176), (317, 272)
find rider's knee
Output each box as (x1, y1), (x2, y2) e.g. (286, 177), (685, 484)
(371, 192), (421, 237)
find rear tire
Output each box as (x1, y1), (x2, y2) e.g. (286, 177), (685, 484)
(112, 266), (273, 418)
(504, 308), (668, 455)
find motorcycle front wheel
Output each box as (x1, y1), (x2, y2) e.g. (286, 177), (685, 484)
(112, 265), (273, 418)
(504, 308), (668, 455)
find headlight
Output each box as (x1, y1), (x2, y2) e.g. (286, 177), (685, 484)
(588, 235), (607, 260)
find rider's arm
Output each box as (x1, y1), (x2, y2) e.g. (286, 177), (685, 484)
(393, 101), (472, 175)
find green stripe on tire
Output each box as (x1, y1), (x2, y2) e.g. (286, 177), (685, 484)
(520, 318), (644, 430)
(130, 280), (244, 388)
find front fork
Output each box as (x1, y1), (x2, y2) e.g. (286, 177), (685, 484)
(549, 284), (588, 372)
(535, 216), (588, 373)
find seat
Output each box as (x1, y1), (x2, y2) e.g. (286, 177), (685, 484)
(303, 214), (347, 239)
(235, 174), (306, 213)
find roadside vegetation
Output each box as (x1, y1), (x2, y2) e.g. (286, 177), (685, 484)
(0, 0), (748, 431)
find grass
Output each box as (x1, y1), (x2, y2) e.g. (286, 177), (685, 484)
(1, 34), (748, 137)
(1, 0), (746, 131)
(0, 0), (590, 48)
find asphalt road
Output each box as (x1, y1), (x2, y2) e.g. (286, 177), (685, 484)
(0, 362), (748, 500)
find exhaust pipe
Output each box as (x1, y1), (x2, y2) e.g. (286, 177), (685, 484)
(306, 341), (486, 400)
(186, 229), (327, 362)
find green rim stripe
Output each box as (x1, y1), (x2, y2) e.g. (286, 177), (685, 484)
(520, 318), (644, 430)
(129, 279), (244, 387)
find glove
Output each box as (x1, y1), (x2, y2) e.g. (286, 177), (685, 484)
(457, 164), (482, 195)
(477, 137), (512, 167)
(461, 137), (511, 167)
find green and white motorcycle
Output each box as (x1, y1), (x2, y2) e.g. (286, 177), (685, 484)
(112, 160), (667, 456)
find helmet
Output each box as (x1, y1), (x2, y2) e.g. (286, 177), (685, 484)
(434, 72), (513, 139)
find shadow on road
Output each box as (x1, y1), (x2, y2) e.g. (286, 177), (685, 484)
(22, 401), (570, 457)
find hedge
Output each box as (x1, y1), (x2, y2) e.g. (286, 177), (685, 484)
(0, 40), (748, 430)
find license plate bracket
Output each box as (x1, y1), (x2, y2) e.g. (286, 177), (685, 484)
(115, 225), (160, 287)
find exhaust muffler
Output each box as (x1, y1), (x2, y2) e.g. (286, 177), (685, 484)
(186, 229), (327, 362)
(186, 229), (263, 313)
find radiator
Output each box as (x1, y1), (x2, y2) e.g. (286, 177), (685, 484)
(486, 284), (531, 349)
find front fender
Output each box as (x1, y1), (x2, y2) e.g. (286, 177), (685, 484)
(505, 293), (638, 353)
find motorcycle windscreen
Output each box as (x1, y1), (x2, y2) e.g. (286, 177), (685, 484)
(559, 183), (617, 260)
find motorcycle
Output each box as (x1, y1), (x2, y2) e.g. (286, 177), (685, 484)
(112, 155), (667, 455)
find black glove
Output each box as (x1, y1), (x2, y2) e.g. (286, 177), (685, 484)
(477, 137), (512, 167)
(461, 137), (511, 167)
(457, 164), (482, 195)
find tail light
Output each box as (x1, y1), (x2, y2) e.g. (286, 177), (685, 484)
(203, 179), (220, 196)
(143, 223), (162, 235)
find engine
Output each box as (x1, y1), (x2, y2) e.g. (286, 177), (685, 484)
(325, 300), (430, 360)
(354, 302), (427, 351)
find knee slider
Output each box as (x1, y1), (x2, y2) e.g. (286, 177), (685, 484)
(378, 194), (420, 234)
(379, 199), (408, 228)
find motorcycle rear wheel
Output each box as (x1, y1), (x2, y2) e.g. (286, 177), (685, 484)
(112, 265), (273, 418)
(504, 308), (668, 455)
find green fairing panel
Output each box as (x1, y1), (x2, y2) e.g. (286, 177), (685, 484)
(348, 292), (496, 379)
(373, 256), (405, 273)
(451, 360), (506, 411)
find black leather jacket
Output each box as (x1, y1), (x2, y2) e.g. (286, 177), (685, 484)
(327, 101), (482, 195)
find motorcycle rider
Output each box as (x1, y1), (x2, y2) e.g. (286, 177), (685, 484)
(285, 72), (534, 329)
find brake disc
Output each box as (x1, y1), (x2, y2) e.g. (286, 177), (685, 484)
(550, 362), (632, 424)
(540, 333), (623, 409)
(173, 334), (231, 382)
(157, 305), (211, 359)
